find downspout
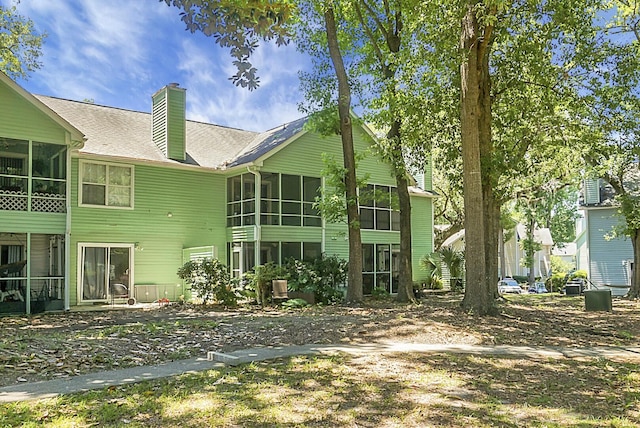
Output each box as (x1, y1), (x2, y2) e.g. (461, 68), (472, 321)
(247, 166), (261, 265)
(26, 232), (31, 315)
(26, 141), (32, 314)
(585, 211), (591, 281)
(64, 141), (72, 310)
(321, 175), (326, 254)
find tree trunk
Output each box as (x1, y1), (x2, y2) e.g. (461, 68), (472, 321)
(479, 34), (499, 303)
(460, 3), (496, 314)
(388, 120), (416, 303)
(324, 7), (363, 304)
(527, 216), (536, 285)
(629, 229), (640, 299)
(498, 225), (506, 279)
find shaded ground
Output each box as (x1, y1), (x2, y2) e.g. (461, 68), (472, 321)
(0, 293), (639, 388)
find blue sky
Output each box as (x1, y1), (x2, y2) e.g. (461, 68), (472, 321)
(6, 0), (310, 132)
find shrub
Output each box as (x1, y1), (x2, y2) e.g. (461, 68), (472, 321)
(424, 276), (443, 290)
(570, 270), (588, 279)
(282, 255), (346, 305)
(245, 262), (285, 306)
(281, 298), (310, 309)
(285, 259), (319, 292)
(371, 287), (390, 299)
(512, 275), (528, 284)
(549, 273), (567, 292)
(439, 247), (465, 279)
(177, 258), (237, 306)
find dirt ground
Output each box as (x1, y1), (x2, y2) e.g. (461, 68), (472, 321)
(0, 293), (639, 388)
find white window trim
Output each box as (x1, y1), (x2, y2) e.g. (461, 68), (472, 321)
(78, 160), (135, 209)
(77, 242), (134, 303)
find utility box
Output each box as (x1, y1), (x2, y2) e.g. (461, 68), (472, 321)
(584, 289), (612, 312)
(565, 284), (581, 296)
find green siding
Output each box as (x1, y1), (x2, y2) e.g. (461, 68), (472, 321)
(0, 211), (66, 234)
(70, 159), (227, 304)
(151, 90), (167, 154)
(151, 86), (186, 161)
(261, 225), (322, 243)
(0, 84), (67, 144)
(411, 194), (433, 282)
(263, 128), (396, 186)
(361, 230), (400, 244)
(0, 84), (70, 235)
(166, 87), (186, 161)
(324, 223), (349, 257)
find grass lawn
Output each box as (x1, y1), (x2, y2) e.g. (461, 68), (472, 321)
(2, 351), (639, 427)
(1, 294), (640, 427)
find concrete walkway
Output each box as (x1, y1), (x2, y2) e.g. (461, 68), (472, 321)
(2, 342), (640, 403)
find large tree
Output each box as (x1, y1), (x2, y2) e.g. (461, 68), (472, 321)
(400, 0), (594, 314)
(341, 0), (417, 303)
(572, 0), (640, 297)
(163, 0), (365, 303)
(0, 5), (45, 80)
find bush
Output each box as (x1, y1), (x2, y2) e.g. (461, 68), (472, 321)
(282, 255), (346, 305)
(281, 298), (310, 309)
(177, 258), (238, 306)
(424, 276), (443, 290)
(512, 275), (528, 284)
(549, 273), (566, 292)
(570, 270), (588, 280)
(244, 262), (285, 306)
(371, 287), (390, 299)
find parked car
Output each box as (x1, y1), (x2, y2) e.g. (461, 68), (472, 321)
(528, 282), (548, 294)
(498, 278), (522, 294)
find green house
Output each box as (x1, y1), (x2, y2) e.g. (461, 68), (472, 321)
(0, 72), (434, 313)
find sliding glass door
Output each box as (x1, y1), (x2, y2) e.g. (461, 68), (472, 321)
(80, 244), (132, 302)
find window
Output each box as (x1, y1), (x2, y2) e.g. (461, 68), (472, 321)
(80, 161), (133, 208)
(260, 173), (321, 227)
(362, 243), (400, 294)
(260, 172), (279, 225)
(359, 184), (400, 231)
(227, 173), (255, 226)
(282, 241), (322, 262)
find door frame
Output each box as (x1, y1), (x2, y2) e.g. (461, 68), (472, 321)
(77, 242), (134, 303)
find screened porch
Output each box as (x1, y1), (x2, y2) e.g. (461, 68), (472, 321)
(0, 233), (65, 314)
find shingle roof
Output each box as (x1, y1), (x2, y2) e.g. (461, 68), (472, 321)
(516, 224), (554, 246)
(228, 116), (308, 167)
(35, 95), (303, 170)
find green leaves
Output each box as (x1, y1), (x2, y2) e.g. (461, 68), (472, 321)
(0, 5), (46, 80)
(162, 0), (294, 89)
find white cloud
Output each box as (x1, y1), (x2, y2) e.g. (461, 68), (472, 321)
(10, 0), (310, 131)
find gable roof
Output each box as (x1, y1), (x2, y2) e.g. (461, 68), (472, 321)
(36, 95), (263, 169)
(226, 116), (308, 168)
(0, 72), (85, 147)
(516, 224), (554, 246)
